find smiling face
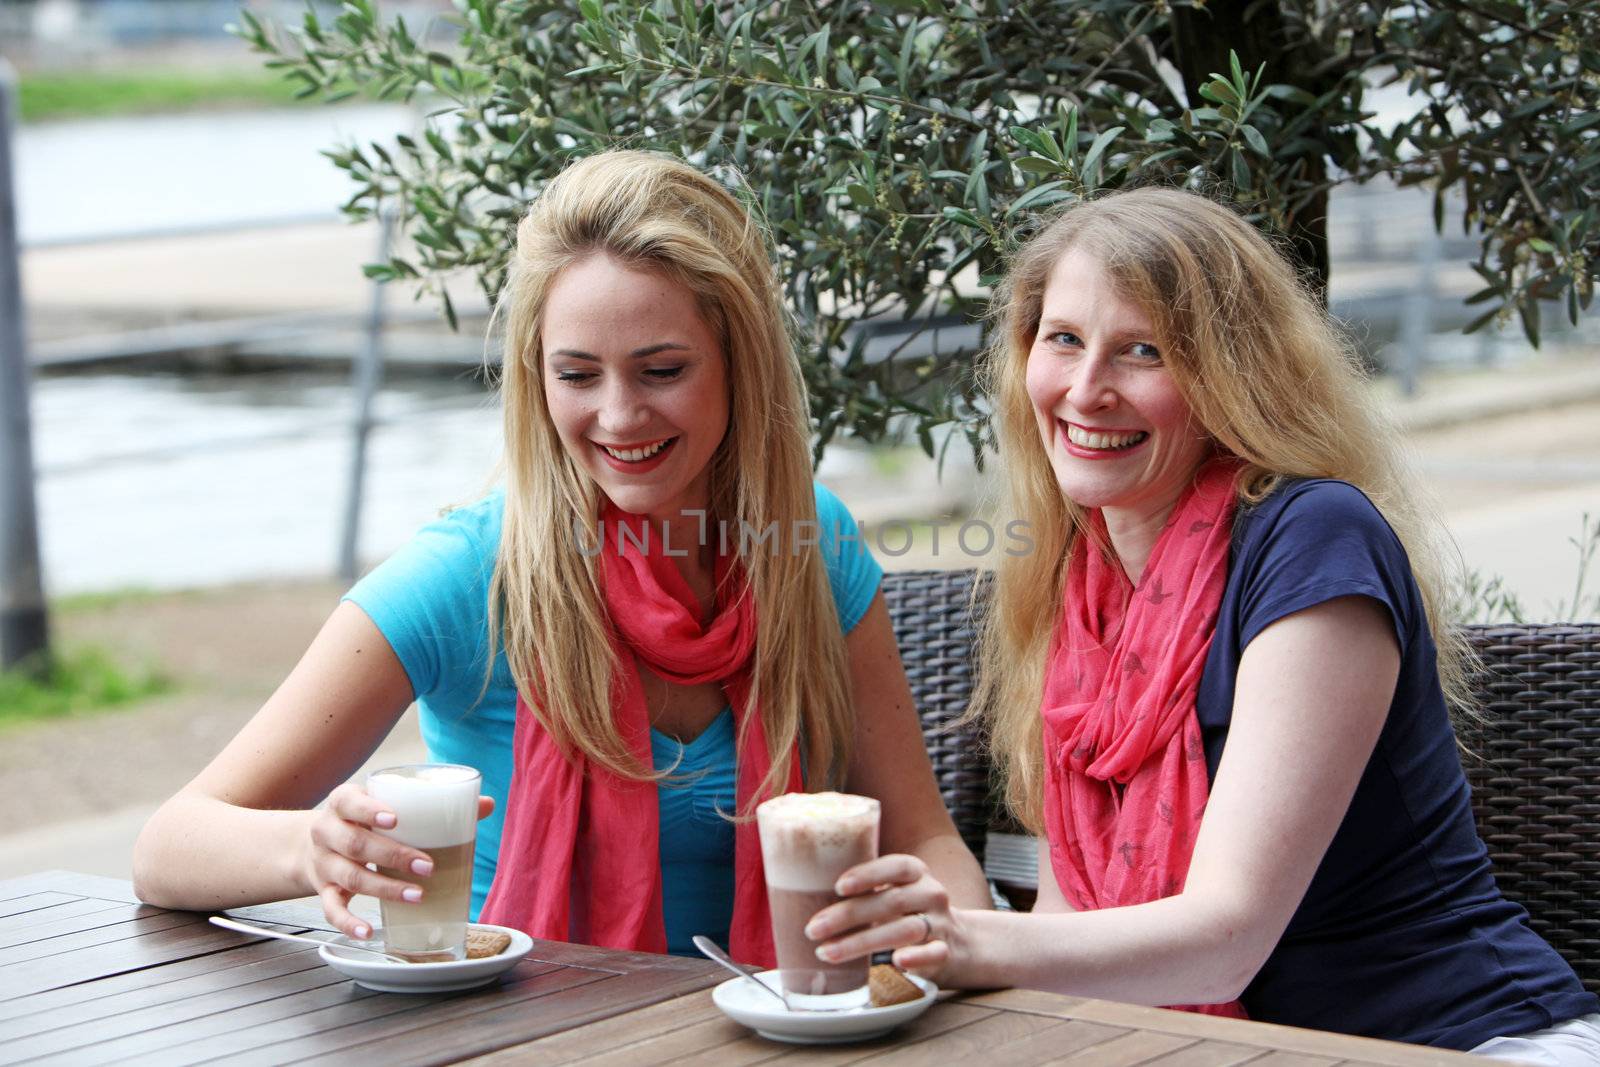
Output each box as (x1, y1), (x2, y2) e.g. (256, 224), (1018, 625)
(1024, 248), (1211, 524)
(541, 253), (729, 522)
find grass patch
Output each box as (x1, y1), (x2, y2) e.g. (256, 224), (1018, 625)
(17, 66), (320, 123)
(53, 586), (167, 614)
(0, 647), (174, 729)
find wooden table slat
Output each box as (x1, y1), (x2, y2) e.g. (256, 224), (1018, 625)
(901, 1017), (1130, 1067)
(0, 943), (322, 1042)
(34, 974), (391, 1067)
(188, 963), (622, 1066)
(963, 991), (1482, 1066)
(1138, 1040), (1281, 1066)
(454, 989), (728, 1065)
(0, 898), (173, 950)
(176, 963), (583, 1067)
(0, 906), (193, 966)
(555, 1012), (752, 1067)
(1, 949), (350, 1060)
(839, 1008), (1071, 1066)
(0, 915), (282, 1000)
(47, 964), (582, 1067)
(1242, 1053), (1343, 1067)
(0, 895), (131, 933)
(1045, 1029), (1198, 1066)
(0, 869), (142, 903)
(0, 891), (82, 919)
(272, 964), (720, 1067)
(0, 937), (308, 1025)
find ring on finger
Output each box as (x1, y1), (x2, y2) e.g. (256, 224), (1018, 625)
(910, 912), (933, 945)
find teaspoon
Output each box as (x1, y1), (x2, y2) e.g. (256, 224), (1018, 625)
(692, 934), (791, 1010)
(209, 915), (410, 964)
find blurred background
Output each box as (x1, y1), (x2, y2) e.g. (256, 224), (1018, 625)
(2, 0), (1597, 883)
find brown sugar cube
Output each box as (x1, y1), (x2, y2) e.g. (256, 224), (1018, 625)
(466, 929), (512, 959)
(868, 963), (923, 1007)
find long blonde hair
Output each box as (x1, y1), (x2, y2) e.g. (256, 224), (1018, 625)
(977, 187), (1473, 832)
(489, 150), (853, 802)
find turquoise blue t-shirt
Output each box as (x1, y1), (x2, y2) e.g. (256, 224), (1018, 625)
(344, 484), (882, 954)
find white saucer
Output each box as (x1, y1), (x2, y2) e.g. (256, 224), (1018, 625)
(711, 970), (937, 1044)
(317, 924), (533, 993)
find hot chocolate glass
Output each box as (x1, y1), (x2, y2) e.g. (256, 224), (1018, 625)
(756, 791), (880, 1010)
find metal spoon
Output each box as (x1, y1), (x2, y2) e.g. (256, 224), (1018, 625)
(692, 935), (791, 1010)
(209, 915), (410, 964)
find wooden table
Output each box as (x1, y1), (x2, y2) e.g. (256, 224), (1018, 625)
(2, 872), (1486, 1066)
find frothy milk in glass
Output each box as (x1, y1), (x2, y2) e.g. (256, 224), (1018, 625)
(366, 763), (481, 962)
(756, 791), (880, 1010)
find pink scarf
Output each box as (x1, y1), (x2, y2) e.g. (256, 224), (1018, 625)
(1041, 457), (1247, 1017)
(479, 505), (800, 965)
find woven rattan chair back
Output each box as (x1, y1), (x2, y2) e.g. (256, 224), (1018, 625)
(880, 568), (1600, 993)
(1457, 625), (1600, 994)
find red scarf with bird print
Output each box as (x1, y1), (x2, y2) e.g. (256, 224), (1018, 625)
(1040, 456), (1248, 1018)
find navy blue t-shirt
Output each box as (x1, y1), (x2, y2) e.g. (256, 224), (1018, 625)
(1194, 479), (1598, 1049)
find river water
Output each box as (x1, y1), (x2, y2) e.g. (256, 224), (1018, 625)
(32, 370), (503, 594)
(29, 368), (905, 595)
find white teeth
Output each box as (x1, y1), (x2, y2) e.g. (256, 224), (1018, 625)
(1065, 425), (1148, 450)
(602, 438), (671, 462)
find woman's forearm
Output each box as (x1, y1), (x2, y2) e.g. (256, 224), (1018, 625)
(132, 792), (314, 911)
(911, 832), (994, 910)
(950, 894), (1260, 1006)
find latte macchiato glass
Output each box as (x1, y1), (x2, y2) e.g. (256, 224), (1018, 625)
(366, 763), (480, 963)
(756, 791), (881, 1010)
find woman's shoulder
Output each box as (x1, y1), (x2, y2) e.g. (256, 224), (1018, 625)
(1246, 477), (1382, 521)
(429, 488), (506, 547)
(811, 479), (850, 521)
(349, 490), (505, 612)
(1228, 476), (1419, 637)
(1237, 478), (1399, 553)
(808, 480), (883, 633)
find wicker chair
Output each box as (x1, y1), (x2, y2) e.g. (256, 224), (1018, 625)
(880, 567), (1600, 994)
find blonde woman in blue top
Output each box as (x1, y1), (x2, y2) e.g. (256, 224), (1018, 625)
(131, 151), (991, 956)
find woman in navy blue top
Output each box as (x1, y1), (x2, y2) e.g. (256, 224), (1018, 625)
(806, 188), (1600, 1061)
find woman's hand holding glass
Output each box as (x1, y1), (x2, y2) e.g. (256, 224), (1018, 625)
(803, 853), (964, 982)
(299, 782), (494, 940)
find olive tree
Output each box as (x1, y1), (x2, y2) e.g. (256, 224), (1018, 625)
(239, 0), (1599, 459)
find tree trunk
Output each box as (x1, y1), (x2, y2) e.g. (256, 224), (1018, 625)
(1169, 0), (1331, 305)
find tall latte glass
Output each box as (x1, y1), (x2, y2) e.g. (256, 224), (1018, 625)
(756, 791), (880, 1010)
(366, 763), (480, 963)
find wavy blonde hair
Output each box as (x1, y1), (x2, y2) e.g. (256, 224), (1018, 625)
(489, 150), (852, 803)
(977, 187), (1473, 833)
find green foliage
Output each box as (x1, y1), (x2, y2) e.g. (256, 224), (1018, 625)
(1452, 567), (1527, 625)
(0, 647), (173, 730)
(16, 66), (313, 123)
(240, 0), (1600, 457)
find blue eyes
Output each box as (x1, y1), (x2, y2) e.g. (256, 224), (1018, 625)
(1044, 332), (1162, 362)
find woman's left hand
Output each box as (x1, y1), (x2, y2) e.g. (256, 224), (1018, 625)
(803, 853), (964, 980)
